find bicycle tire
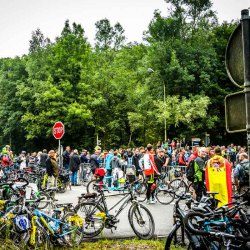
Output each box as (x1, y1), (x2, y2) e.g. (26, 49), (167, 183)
(62, 212), (84, 246)
(134, 182), (147, 202)
(128, 203), (155, 239)
(86, 179), (101, 193)
(74, 201), (105, 238)
(184, 211), (209, 236)
(170, 179), (188, 197)
(165, 222), (182, 250)
(134, 182), (147, 195)
(0, 223), (29, 245)
(156, 188), (175, 205)
(36, 192), (50, 209)
(29, 225), (50, 249)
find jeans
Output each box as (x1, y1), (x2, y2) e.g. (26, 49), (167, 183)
(106, 169), (112, 187)
(64, 163), (70, 170)
(71, 171), (78, 185)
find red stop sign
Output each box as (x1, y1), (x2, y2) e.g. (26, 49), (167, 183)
(53, 121), (65, 140)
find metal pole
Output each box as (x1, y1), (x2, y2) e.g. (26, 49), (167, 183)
(241, 9), (250, 187)
(59, 139), (61, 168)
(164, 83), (167, 142)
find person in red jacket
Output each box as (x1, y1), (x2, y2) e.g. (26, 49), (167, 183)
(178, 149), (187, 166)
(143, 144), (160, 204)
(188, 146), (199, 164)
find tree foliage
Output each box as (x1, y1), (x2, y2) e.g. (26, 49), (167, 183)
(0, 1), (241, 151)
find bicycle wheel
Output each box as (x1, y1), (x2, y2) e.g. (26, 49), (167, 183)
(184, 211), (209, 236)
(86, 179), (102, 193)
(74, 202), (105, 238)
(29, 225), (50, 249)
(156, 188), (175, 205)
(170, 179), (188, 197)
(134, 182), (147, 202)
(36, 192), (50, 209)
(62, 212), (83, 246)
(0, 223), (29, 245)
(128, 204), (155, 239)
(134, 182), (147, 195)
(165, 222), (187, 250)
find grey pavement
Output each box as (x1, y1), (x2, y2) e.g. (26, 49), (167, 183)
(55, 185), (175, 239)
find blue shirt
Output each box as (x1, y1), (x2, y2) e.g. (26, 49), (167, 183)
(105, 153), (114, 170)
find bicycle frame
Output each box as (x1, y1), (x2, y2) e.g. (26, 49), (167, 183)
(90, 190), (136, 220)
(34, 209), (76, 237)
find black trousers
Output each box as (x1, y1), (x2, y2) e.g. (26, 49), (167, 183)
(193, 181), (206, 202)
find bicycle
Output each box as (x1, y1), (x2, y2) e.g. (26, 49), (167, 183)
(75, 180), (155, 239)
(165, 192), (208, 250)
(184, 189), (250, 249)
(138, 173), (175, 204)
(169, 170), (199, 198)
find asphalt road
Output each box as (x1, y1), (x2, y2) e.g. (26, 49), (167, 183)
(55, 185), (176, 239)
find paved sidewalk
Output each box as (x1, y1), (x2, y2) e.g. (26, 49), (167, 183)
(56, 185), (175, 238)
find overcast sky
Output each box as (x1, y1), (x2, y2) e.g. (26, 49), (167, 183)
(0, 0), (249, 58)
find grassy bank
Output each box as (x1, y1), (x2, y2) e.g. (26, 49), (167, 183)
(0, 239), (186, 250)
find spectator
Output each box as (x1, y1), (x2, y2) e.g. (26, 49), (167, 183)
(46, 150), (59, 188)
(28, 152), (38, 169)
(105, 150), (114, 187)
(18, 151), (27, 170)
(62, 146), (71, 170)
(154, 148), (169, 174)
(69, 149), (80, 186)
(39, 149), (48, 168)
(192, 147), (207, 201)
(234, 153), (249, 190)
(205, 147), (232, 207)
(90, 150), (101, 174)
(178, 148), (186, 166)
(80, 150), (88, 164)
(132, 148), (141, 176)
(188, 146), (199, 164)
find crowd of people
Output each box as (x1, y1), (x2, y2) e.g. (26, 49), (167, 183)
(0, 142), (249, 205)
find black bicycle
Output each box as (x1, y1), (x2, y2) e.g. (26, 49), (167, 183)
(75, 180), (155, 239)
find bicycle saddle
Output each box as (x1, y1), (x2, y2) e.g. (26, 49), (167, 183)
(81, 193), (97, 199)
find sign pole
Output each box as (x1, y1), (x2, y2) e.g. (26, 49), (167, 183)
(241, 9), (250, 187)
(53, 121), (65, 168)
(59, 139), (61, 168)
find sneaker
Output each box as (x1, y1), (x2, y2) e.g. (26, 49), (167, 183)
(146, 199), (150, 204)
(150, 199), (156, 204)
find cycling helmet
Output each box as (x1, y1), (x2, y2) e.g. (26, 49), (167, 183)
(14, 215), (30, 232)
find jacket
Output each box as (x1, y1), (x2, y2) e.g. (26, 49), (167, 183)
(46, 157), (59, 177)
(143, 153), (159, 176)
(69, 153), (80, 172)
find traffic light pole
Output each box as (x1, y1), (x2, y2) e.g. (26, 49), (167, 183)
(241, 9), (250, 187)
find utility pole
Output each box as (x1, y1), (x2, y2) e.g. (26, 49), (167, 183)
(241, 9), (250, 187)
(163, 82), (167, 142)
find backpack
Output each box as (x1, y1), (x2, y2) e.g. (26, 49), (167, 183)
(240, 161), (249, 183)
(111, 157), (120, 169)
(186, 160), (195, 182)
